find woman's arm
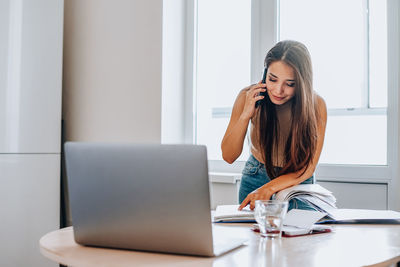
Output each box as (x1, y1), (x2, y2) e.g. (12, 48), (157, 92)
(221, 83), (266, 164)
(239, 95), (327, 210)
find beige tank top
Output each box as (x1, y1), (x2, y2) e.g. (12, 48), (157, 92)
(249, 100), (292, 167)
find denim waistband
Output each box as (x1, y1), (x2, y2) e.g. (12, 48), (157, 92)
(248, 154), (281, 172)
(247, 154), (314, 183)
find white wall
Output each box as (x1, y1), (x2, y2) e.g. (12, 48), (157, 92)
(63, 0), (163, 143)
(162, 0), (186, 144)
(62, 0), (163, 227)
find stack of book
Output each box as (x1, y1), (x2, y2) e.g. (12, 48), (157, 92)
(213, 184), (336, 223)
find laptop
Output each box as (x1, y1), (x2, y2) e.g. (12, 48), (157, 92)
(64, 142), (247, 257)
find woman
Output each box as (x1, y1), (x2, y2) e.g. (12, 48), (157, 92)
(221, 40), (327, 211)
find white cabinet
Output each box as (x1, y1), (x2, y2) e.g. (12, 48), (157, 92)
(318, 181), (387, 210)
(0, 155), (60, 267)
(0, 0), (63, 153)
(209, 173), (241, 209)
(0, 1), (63, 266)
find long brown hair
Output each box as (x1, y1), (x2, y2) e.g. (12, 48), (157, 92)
(258, 40), (318, 178)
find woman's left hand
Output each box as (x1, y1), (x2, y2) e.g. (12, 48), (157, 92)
(238, 186), (274, 210)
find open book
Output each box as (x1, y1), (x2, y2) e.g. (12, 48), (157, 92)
(213, 184), (400, 224)
(213, 184), (336, 222)
(213, 205), (400, 224)
(275, 184), (337, 217)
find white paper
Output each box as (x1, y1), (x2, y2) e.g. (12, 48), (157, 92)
(330, 209), (400, 221)
(213, 205), (254, 221)
(276, 184), (335, 202)
(283, 209), (327, 229)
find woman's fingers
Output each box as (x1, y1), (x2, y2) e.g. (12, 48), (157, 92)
(239, 193), (258, 210)
(238, 196), (250, 210)
(250, 199), (256, 210)
(240, 83), (267, 120)
(247, 88), (266, 99)
(250, 83), (267, 91)
(240, 190), (272, 210)
(252, 88), (267, 95)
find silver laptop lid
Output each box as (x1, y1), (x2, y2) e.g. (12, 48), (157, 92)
(64, 142), (214, 256)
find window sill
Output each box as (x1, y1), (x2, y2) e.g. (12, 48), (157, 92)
(209, 172), (242, 184)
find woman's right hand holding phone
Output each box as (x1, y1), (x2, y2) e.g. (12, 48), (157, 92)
(240, 82), (267, 120)
(221, 81), (267, 163)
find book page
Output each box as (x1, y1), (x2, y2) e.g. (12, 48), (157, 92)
(214, 205), (253, 221)
(283, 209), (327, 229)
(330, 209), (400, 221)
(275, 184), (333, 201)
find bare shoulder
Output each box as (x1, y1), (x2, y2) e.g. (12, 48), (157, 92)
(239, 84), (252, 97)
(234, 85), (253, 106)
(314, 93), (326, 107)
(314, 93), (327, 120)
(238, 87), (248, 98)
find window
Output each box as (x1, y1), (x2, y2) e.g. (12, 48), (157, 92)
(175, 0), (400, 210)
(194, 0), (388, 165)
(279, 0), (387, 165)
(195, 0), (252, 161)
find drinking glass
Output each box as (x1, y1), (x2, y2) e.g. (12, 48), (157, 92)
(254, 200), (288, 238)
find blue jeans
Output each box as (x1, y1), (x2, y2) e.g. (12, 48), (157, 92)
(239, 154), (316, 211)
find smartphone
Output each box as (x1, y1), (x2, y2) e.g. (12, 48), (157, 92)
(255, 67), (268, 107)
(252, 224), (332, 237)
(283, 225), (332, 237)
(282, 226), (311, 236)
